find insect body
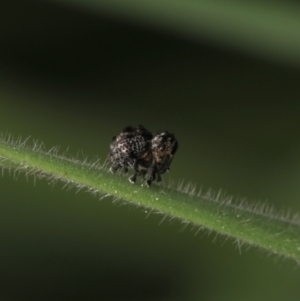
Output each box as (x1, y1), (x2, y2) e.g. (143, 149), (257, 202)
(109, 125), (178, 186)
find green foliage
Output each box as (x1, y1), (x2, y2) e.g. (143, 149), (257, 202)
(51, 0), (300, 66)
(2, 0), (300, 300)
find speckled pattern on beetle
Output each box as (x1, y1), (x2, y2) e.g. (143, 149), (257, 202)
(109, 125), (178, 186)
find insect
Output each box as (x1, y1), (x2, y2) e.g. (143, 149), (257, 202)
(109, 125), (178, 186)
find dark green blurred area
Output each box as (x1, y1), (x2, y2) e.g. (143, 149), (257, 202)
(1, 1), (300, 300)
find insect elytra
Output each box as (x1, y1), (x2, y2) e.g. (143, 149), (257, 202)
(109, 125), (178, 186)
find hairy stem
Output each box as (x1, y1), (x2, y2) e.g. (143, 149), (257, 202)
(1, 135), (300, 262)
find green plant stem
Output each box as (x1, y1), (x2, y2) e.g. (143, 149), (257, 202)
(1, 136), (300, 261)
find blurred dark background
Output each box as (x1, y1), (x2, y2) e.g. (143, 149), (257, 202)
(1, 1), (300, 300)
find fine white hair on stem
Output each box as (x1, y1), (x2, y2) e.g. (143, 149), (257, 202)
(1, 133), (300, 264)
